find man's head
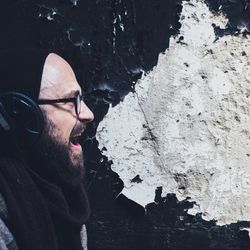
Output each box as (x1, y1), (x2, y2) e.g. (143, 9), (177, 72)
(39, 53), (94, 169)
(28, 53), (94, 187)
(0, 50), (94, 188)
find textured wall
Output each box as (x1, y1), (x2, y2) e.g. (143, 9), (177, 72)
(1, 0), (250, 249)
(97, 0), (250, 225)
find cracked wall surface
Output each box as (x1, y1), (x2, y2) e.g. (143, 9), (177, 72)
(2, 0), (250, 248)
(97, 0), (250, 225)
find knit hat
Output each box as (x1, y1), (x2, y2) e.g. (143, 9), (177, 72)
(0, 49), (51, 100)
(0, 49), (54, 154)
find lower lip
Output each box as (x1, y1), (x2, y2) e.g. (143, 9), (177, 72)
(70, 142), (82, 152)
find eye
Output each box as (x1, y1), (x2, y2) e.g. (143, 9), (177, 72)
(68, 102), (75, 111)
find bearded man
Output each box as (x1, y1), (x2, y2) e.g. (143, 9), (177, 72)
(0, 50), (94, 250)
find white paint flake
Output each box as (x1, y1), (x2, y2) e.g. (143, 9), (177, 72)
(97, 0), (250, 224)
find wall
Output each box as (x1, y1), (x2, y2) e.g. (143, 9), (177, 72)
(1, 0), (250, 249)
(91, 0), (250, 249)
(97, 0), (250, 225)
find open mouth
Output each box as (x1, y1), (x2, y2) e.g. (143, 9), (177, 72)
(69, 125), (86, 150)
(70, 135), (81, 146)
(70, 132), (83, 147)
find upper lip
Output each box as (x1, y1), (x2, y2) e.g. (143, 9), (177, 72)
(71, 125), (86, 139)
(73, 130), (84, 138)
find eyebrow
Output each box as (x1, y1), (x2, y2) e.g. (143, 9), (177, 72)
(61, 89), (81, 99)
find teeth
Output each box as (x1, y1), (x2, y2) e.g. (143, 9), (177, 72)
(76, 132), (83, 137)
(70, 130), (84, 145)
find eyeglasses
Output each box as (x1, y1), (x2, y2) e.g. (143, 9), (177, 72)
(38, 92), (84, 116)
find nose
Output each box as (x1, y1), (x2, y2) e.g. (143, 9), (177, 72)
(78, 101), (94, 122)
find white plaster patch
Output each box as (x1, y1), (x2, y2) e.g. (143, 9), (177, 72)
(97, 0), (250, 224)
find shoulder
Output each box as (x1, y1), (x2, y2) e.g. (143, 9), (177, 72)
(0, 193), (19, 250)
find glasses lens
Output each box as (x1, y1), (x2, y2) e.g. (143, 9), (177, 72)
(76, 93), (81, 115)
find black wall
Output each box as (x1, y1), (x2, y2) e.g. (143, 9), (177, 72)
(1, 1), (250, 249)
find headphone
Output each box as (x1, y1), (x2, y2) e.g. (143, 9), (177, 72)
(0, 92), (44, 149)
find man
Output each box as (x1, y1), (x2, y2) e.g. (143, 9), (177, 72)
(0, 50), (94, 250)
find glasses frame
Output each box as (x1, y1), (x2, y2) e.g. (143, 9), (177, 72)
(38, 92), (84, 116)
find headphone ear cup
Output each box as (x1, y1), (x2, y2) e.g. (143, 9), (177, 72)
(0, 92), (44, 148)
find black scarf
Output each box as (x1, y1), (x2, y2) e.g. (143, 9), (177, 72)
(0, 156), (57, 250)
(0, 155), (90, 250)
(29, 167), (90, 250)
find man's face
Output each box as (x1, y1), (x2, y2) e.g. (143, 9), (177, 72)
(38, 53), (94, 172)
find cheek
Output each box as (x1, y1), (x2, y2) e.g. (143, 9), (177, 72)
(56, 116), (76, 141)
(45, 108), (76, 142)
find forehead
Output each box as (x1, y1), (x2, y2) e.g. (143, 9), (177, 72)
(39, 53), (81, 99)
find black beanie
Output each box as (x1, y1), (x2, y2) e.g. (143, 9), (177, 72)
(0, 49), (52, 100)
(0, 49), (55, 155)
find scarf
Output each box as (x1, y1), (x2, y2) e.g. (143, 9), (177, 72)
(0, 156), (90, 250)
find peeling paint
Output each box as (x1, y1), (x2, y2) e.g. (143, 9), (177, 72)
(97, 0), (250, 225)
(2, 0), (250, 249)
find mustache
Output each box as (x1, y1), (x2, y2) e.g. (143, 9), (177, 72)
(71, 122), (86, 137)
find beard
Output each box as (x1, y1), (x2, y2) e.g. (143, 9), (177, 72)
(28, 114), (85, 190)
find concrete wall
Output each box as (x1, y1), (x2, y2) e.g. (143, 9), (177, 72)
(97, 0), (250, 225)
